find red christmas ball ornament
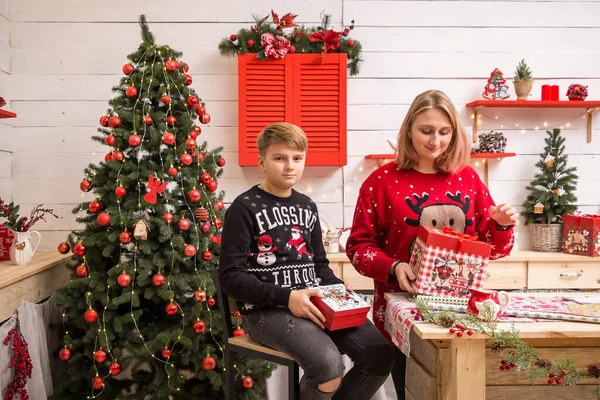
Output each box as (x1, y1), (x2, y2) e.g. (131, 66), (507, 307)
(73, 242), (87, 256)
(167, 167), (178, 177)
(92, 376), (104, 390)
(165, 302), (179, 316)
(184, 74), (192, 86)
(161, 94), (171, 104)
(152, 273), (165, 286)
(200, 172), (212, 185)
(193, 125), (202, 135)
(197, 152), (205, 162)
(122, 63), (135, 75)
(215, 199), (225, 211)
(202, 250), (213, 261)
(200, 221), (211, 234)
(109, 362), (122, 375)
(80, 179), (92, 192)
(125, 86), (138, 98)
(58, 242), (70, 254)
(166, 115), (177, 127)
(119, 231), (132, 244)
(195, 106), (206, 116)
(162, 132), (176, 146)
(128, 134), (141, 147)
(184, 244), (197, 257)
(178, 218), (191, 231)
(162, 349), (171, 359)
(200, 113), (211, 125)
(233, 328), (245, 337)
(186, 137), (197, 150)
(181, 62), (189, 73)
(97, 212), (111, 226)
(247, 39), (255, 47)
(193, 320), (206, 333)
(206, 180), (218, 192)
(188, 189), (201, 202)
(59, 346), (72, 361)
(162, 212), (174, 224)
(180, 153), (193, 166)
(76, 265), (88, 277)
(142, 114), (153, 125)
(165, 59), (179, 72)
(213, 217), (223, 229)
(202, 356), (216, 371)
(108, 116), (122, 128)
(105, 152), (112, 162)
(216, 157), (226, 167)
(94, 349), (107, 363)
(289, 45), (296, 54)
(105, 135), (116, 146)
(111, 151), (124, 162)
(242, 376), (253, 389)
(348, 40), (355, 47)
(195, 207), (209, 221)
(187, 96), (199, 108)
(84, 309), (98, 323)
(99, 115), (110, 127)
(207, 297), (216, 307)
(117, 272), (131, 287)
(193, 290), (206, 302)
(115, 186), (127, 197)
(230, 34), (237, 41)
(209, 234), (221, 244)
(188, 130), (199, 140)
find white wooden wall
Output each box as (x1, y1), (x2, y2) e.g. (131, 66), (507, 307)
(3, 0), (600, 250)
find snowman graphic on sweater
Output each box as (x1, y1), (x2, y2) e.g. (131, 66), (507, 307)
(285, 226), (312, 260)
(255, 234), (278, 266)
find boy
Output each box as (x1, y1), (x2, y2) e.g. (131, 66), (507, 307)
(219, 122), (394, 400)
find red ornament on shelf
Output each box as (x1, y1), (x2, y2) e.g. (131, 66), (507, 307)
(97, 212), (111, 226)
(193, 320), (206, 333)
(58, 242), (70, 254)
(213, 217), (223, 229)
(233, 328), (245, 337)
(188, 189), (201, 202)
(94, 349), (107, 363)
(80, 179), (92, 192)
(115, 186), (127, 197)
(125, 86), (138, 98)
(165, 59), (179, 71)
(108, 116), (122, 128)
(109, 362), (122, 375)
(162, 212), (174, 224)
(186, 137), (197, 150)
(161, 94), (171, 104)
(84, 309), (98, 323)
(128, 134), (141, 147)
(105, 135), (116, 146)
(187, 96), (199, 108)
(206, 180), (218, 192)
(289, 45), (296, 53)
(168, 167), (178, 177)
(117, 272), (131, 287)
(215, 199), (224, 211)
(59, 346), (72, 361)
(195, 207), (209, 221)
(166, 302), (179, 316)
(247, 39), (255, 47)
(162, 132), (176, 146)
(92, 376), (104, 390)
(202, 356), (216, 371)
(348, 40), (355, 47)
(180, 153), (193, 166)
(122, 63), (135, 75)
(73, 242), (87, 256)
(216, 157), (226, 167)
(207, 297), (216, 307)
(178, 218), (191, 231)
(76, 265), (88, 277)
(152, 273), (166, 287)
(202, 251), (213, 261)
(200, 113), (211, 124)
(184, 244), (197, 257)
(162, 349), (171, 359)
(142, 114), (153, 125)
(193, 290), (206, 302)
(242, 376), (253, 389)
(99, 115), (110, 127)
(119, 231), (132, 244)
(111, 151), (124, 162)
(166, 115), (177, 127)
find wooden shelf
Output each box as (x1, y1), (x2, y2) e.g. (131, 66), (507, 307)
(465, 100), (600, 144)
(470, 152), (516, 158)
(0, 109), (17, 119)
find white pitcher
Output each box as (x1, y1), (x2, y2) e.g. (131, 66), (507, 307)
(9, 230), (42, 265)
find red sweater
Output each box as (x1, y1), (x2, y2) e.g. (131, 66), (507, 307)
(346, 163), (514, 339)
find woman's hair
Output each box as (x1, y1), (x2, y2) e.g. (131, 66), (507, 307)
(395, 90), (471, 173)
(257, 122), (308, 156)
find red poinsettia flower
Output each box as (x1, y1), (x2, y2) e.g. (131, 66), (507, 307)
(271, 10), (298, 30)
(308, 29), (341, 52)
(260, 33), (291, 59)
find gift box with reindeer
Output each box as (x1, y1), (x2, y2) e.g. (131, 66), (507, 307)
(408, 225), (492, 297)
(562, 213), (600, 257)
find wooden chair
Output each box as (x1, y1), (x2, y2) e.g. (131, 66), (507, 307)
(213, 270), (300, 400)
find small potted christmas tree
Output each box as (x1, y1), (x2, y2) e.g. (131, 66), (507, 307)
(522, 128), (578, 251)
(513, 58), (534, 100)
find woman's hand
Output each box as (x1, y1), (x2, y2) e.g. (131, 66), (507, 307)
(489, 204), (519, 227)
(394, 262), (417, 293)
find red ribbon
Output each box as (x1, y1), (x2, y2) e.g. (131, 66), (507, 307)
(441, 226), (478, 252)
(575, 214), (600, 226)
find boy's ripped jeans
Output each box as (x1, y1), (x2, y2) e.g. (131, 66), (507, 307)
(244, 306), (394, 400)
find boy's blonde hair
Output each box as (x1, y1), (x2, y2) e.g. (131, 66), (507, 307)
(395, 90), (471, 174)
(257, 122), (308, 156)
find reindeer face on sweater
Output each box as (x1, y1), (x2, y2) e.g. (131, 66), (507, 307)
(404, 191), (473, 233)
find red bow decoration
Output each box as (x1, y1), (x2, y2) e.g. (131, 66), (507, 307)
(308, 29), (341, 53)
(143, 175), (168, 205)
(442, 226), (478, 252)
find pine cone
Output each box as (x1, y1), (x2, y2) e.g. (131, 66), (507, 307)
(534, 358), (552, 368)
(587, 364), (600, 379)
(437, 315), (455, 328)
(491, 342), (504, 352)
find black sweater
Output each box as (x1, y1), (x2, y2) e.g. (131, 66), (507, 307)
(219, 185), (343, 313)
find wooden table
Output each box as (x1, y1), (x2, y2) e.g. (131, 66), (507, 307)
(385, 292), (600, 400)
(0, 251), (70, 322)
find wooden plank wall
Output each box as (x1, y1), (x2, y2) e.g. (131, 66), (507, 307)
(0, 0), (11, 202)
(5, 0), (600, 250)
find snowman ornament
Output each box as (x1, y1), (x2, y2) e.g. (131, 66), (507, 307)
(256, 235), (278, 266)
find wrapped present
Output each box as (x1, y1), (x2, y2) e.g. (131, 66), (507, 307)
(409, 225), (491, 297)
(0, 226), (15, 261)
(562, 213), (600, 257)
(310, 284), (370, 330)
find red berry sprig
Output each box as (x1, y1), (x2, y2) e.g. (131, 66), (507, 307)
(410, 309), (424, 321)
(499, 359), (516, 371)
(448, 323), (473, 338)
(3, 327), (33, 400)
(547, 370), (567, 385)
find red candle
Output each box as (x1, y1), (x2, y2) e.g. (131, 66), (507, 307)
(541, 85), (551, 101)
(551, 85), (559, 101)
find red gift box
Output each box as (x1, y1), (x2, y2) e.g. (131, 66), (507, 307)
(409, 225), (492, 297)
(0, 226), (15, 262)
(310, 284), (371, 330)
(562, 214), (600, 257)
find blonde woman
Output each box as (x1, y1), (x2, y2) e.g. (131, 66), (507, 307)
(346, 90), (518, 397)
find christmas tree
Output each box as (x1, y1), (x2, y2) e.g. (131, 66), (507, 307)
(52, 15), (272, 399)
(522, 128), (578, 224)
